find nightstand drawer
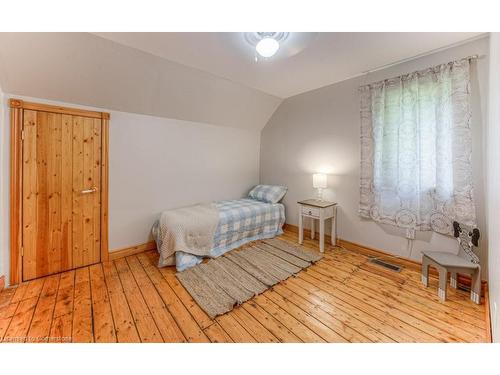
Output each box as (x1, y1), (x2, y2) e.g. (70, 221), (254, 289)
(301, 206), (320, 217)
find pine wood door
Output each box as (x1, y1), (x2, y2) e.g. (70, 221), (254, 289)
(22, 110), (102, 281)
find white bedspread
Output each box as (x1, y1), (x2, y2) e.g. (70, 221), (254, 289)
(157, 203), (219, 267)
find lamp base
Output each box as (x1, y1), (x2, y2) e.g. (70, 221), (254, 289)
(316, 188), (324, 201)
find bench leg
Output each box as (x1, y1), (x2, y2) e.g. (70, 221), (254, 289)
(450, 272), (457, 289)
(421, 256), (430, 287)
(471, 268), (481, 304)
(437, 266), (448, 301)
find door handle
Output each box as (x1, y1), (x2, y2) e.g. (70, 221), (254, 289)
(81, 186), (98, 194)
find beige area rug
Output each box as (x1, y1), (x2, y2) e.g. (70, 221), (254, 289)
(176, 238), (322, 318)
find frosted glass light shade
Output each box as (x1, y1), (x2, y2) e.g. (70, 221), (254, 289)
(313, 173), (327, 189)
(256, 38), (280, 57)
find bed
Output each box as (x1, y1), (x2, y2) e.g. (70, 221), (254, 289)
(151, 185), (287, 271)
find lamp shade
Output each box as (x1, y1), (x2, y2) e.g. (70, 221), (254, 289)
(313, 173), (327, 189)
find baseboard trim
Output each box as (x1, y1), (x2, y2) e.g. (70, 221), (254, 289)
(339, 237), (487, 290)
(109, 241), (157, 261)
(284, 223), (487, 291)
(485, 283), (493, 342)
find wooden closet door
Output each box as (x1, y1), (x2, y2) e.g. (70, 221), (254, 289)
(22, 111), (102, 280)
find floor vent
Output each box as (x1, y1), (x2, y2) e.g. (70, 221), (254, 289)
(368, 258), (403, 272)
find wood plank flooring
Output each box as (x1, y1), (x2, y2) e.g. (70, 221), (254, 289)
(0, 230), (490, 343)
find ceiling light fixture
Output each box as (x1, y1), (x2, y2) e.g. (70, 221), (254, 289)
(244, 32), (289, 62)
(255, 37), (280, 58)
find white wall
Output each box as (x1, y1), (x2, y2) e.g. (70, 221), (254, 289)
(0, 95), (260, 284)
(260, 37), (489, 273)
(109, 110), (260, 250)
(487, 33), (500, 342)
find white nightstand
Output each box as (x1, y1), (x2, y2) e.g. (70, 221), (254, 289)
(298, 199), (338, 253)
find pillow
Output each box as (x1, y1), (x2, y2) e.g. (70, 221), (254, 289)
(248, 185), (287, 204)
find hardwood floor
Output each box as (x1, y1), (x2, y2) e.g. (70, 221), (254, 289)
(0, 230), (490, 343)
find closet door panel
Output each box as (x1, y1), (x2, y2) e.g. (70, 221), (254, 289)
(72, 116), (101, 268)
(91, 118), (102, 264)
(46, 112), (63, 275)
(22, 111), (73, 280)
(61, 114), (74, 271)
(35, 111), (49, 278)
(22, 110), (38, 280)
(72, 115), (84, 268)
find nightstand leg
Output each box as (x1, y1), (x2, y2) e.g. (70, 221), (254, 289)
(319, 218), (325, 253)
(311, 218), (315, 239)
(331, 209), (337, 246)
(298, 213), (304, 244)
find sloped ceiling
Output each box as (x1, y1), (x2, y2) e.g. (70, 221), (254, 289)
(96, 32), (485, 98)
(0, 32), (486, 130)
(0, 33), (282, 131)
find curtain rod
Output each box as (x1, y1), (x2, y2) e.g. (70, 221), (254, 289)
(362, 53), (481, 76)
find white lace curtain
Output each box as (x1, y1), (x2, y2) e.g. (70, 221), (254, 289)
(359, 58), (476, 235)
